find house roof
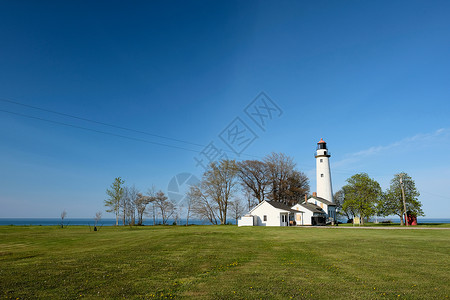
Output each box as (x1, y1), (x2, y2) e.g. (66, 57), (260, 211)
(299, 203), (326, 214)
(266, 201), (301, 214)
(309, 196), (336, 206)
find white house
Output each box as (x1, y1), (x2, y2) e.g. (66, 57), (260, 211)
(292, 201), (327, 226)
(306, 193), (337, 222)
(238, 200), (302, 226)
(238, 199), (328, 226)
(238, 138), (337, 227)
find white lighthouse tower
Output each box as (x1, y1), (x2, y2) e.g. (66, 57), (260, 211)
(315, 138), (334, 203)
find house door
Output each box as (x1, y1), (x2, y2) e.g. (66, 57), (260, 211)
(281, 214), (287, 226)
(296, 213), (302, 226)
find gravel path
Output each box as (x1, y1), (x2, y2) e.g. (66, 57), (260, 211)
(308, 226), (450, 230)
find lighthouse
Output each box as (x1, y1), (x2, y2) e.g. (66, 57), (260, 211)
(315, 138), (334, 203)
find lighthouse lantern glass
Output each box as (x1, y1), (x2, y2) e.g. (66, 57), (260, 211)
(317, 143), (327, 150)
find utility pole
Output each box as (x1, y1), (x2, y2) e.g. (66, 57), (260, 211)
(399, 174), (408, 227)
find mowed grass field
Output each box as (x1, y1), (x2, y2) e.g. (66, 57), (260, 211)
(1, 225), (449, 299)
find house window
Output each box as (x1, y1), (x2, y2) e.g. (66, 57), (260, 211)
(320, 159), (323, 163)
(263, 215), (267, 221)
(321, 174), (324, 177)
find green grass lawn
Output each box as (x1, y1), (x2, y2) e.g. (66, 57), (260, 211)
(1, 225), (449, 299)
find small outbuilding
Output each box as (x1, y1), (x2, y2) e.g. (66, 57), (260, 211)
(237, 200), (331, 227)
(238, 200), (303, 227)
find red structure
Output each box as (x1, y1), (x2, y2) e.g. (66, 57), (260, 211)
(405, 214), (417, 226)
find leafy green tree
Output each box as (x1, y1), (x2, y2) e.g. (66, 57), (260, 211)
(334, 189), (355, 220)
(104, 177), (125, 226)
(380, 172), (423, 225)
(342, 173), (382, 225)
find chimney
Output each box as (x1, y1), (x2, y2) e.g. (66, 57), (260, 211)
(313, 192), (317, 197)
(304, 194), (308, 202)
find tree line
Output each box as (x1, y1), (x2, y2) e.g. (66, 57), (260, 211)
(334, 172), (423, 225)
(187, 152), (309, 225)
(104, 152), (310, 225)
(104, 177), (177, 226)
(104, 155), (423, 226)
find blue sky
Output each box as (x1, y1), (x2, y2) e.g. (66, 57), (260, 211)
(1, 0), (449, 218)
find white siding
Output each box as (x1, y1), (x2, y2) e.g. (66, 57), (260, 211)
(306, 197), (337, 221)
(316, 149), (334, 203)
(251, 202), (284, 226)
(292, 204), (313, 225)
(237, 216), (254, 226)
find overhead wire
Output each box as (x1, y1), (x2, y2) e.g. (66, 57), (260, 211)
(1, 98), (412, 178)
(0, 97), (204, 147)
(0, 98), (262, 158)
(0, 108), (202, 153)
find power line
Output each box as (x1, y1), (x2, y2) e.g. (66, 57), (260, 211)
(0, 97), (264, 159)
(3, 107), (424, 181)
(0, 107), (264, 159)
(0, 97), (204, 148)
(420, 190), (450, 200)
(0, 108), (202, 153)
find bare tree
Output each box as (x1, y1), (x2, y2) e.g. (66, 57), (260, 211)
(237, 160), (270, 203)
(174, 212), (179, 225)
(135, 193), (152, 225)
(129, 185), (140, 225)
(60, 210), (67, 228)
(154, 190), (176, 225)
(264, 153), (309, 206)
(185, 187), (195, 226)
(189, 160), (240, 224)
(94, 211), (102, 231)
(94, 211), (102, 226)
(117, 185), (140, 226)
(284, 170), (310, 206)
(229, 198), (246, 225)
(189, 184), (220, 225)
(265, 152), (294, 202)
(202, 160), (239, 224)
(243, 186), (258, 211)
(146, 187), (157, 225)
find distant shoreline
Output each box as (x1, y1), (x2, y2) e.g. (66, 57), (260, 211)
(0, 218), (234, 226)
(0, 218), (449, 226)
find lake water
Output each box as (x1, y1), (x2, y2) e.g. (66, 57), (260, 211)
(0, 218), (447, 226)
